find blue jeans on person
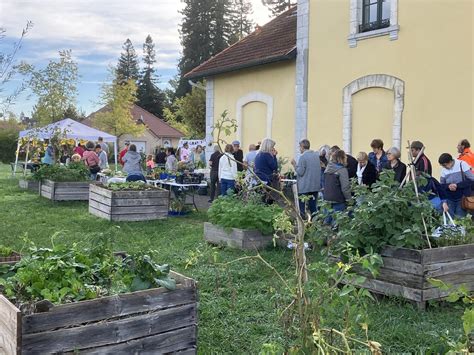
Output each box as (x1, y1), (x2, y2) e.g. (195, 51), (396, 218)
(220, 179), (235, 196)
(126, 173), (146, 182)
(447, 199), (466, 218)
(299, 192), (318, 219)
(324, 202), (347, 225)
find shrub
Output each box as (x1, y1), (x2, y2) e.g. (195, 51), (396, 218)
(0, 124), (20, 163)
(208, 195), (283, 235)
(330, 172), (436, 253)
(32, 162), (90, 182)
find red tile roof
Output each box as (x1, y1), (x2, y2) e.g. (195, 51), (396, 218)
(85, 104), (184, 139)
(185, 6), (297, 79)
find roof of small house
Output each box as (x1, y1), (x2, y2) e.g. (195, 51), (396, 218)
(185, 6), (297, 79)
(84, 104), (184, 139)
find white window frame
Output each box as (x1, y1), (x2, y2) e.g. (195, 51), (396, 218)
(348, 0), (399, 48)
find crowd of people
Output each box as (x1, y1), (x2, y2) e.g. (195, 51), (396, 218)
(209, 137), (474, 219)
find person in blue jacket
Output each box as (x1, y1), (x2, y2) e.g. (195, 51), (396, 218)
(254, 138), (279, 203)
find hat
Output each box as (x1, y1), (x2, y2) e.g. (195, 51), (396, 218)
(232, 140), (240, 146)
(410, 141), (424, 150)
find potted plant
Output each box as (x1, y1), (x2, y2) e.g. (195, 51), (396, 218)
(0, 239), (197, 354)
(33, 162), (93, 201)
(318, 173), (474, 309)
(89, 182), (169, 222)
(204, 194), (283, 250)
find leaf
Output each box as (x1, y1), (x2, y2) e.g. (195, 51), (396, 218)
(462, 307), (474, 335)
(130, 276), (151, 292)
(154, 277), (176, 290)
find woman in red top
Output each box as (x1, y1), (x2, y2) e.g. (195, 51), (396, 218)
(82, 141), (100, 179)
(119, 142), (130, 166)
(73, 143), (85, 157)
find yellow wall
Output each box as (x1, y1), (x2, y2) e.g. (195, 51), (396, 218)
(213, 61), (296, 162)
(309, 0), (474, 176)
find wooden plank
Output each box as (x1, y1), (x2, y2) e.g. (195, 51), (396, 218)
(89, 191), (113, 206)
(423, 280), (474, 301)
(78, 326), (197, 355)
(23, 286), (196, 334)
(89, 184), (112, 198)
(422, 244), (474, 264)
(424, 270), (474, 289)
(380, 256), (423, 275)
(89, 206), (112, 221)
(89, 199), (168, 214)
(380, 246), (422, 263)
(424, 259), (474, 278)
(22, 304), (196, 353)
(354, 265), (424, 289)
(351, 278), (423, 302)
(51, 181), (92, 188)
(0, 295), (21, 355)
(110, 212), (168, 221)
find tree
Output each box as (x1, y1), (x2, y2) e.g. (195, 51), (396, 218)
(177, 0), (235, 97)
(137, 35), (166, 117)
(228, 0), (254, 44)
(163, 85), (205, 138)
(63, 105), (86, 121)
(116, 39), (139, 83)
(93, 79), (144, 139)
(261, 0), (296, 16)
(21, 50), (78, 125)
(0, 21), (33, 119)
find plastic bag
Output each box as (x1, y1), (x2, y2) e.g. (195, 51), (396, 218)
(432, 211), (466, 238)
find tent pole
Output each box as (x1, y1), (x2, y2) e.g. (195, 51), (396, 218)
(114, 140), (118, 172)
(23, 141), (30, 177)
(13, 141), (21, 176)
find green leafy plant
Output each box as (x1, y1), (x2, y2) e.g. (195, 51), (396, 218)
(428, 279), (473, 353)
(0, 235), (175, 308)
(314, 172), (437, 254)
(106, 182), (160, 191)
(208, 195), (283, 235)
(32, 162), (89, 182)
(0, 245), (13, 257)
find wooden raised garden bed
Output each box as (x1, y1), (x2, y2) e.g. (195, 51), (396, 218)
(0, 251), (21, 266)
(89, 184), (169, 222)
(18, 179), (39, 193)
(204, 222), (273, 250)
(0, 271), (197, 354)
(40, 180), (92, 201)
(344, 244), (474, 309)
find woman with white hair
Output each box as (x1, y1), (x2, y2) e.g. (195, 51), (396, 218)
(255, 138), (278, 184)
(384, 147), (407, 183)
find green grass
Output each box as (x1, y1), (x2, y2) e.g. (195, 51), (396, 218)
(1, 165), (465, 353)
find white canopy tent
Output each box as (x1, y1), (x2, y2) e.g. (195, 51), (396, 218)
(14, 118), (118, 174)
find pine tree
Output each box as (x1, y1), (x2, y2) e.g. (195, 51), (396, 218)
(116, 39), (140, 83)
(137, 35), (166, 117)
(261, 0), (296, 16)
(228, 0), (254, 44)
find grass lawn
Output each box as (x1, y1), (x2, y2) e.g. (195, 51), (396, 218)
(0, 164), (465, 353)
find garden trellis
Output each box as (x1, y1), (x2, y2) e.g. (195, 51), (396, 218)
(14, 118), (118, 174)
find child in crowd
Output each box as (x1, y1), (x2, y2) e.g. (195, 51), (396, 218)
(71, 154), (82, 163)
(146, 154), (155, 174)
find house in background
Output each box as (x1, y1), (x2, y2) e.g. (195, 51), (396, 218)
(187, 0), (473, 176)
(85, 104), (185, 154)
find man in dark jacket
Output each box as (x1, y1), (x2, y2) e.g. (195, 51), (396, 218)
(410, 141), (432, 176)
(155, 147), (167, 165)
(209, 145), (222, 202)
(330, 145), (357, 179)
(232, 140), (244, 172)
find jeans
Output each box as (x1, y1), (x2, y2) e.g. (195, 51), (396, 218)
(220, 179), (235, 196)
(299, 192), (318, 218)
(447, 199), (466, 218)
(210, 170), (220, 201)
(324, 202), (347, 225)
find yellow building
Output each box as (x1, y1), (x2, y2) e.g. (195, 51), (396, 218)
(187, 0), (474, 176)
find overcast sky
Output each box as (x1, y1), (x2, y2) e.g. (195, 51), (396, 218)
(0, 0), (272, 117)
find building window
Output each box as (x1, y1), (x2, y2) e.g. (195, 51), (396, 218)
(348, 0), (399, 47)
(360, 0), (390, 33)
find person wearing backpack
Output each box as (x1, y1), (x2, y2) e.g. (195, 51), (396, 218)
(324, 149), (351, 217)
(438, 153), (474, 217)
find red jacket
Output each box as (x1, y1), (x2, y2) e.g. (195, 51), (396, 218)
(119, 148), (128, 166)
(458, 148), (474, 169)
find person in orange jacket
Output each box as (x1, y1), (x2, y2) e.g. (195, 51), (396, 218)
(119, 142), (130, 166)
(457, 139), (474, 169)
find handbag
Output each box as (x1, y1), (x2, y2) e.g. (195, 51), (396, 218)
(432, 211), (465, 239)
(459, 163), (474, 211)
(89, 165), (101, 174)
